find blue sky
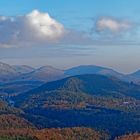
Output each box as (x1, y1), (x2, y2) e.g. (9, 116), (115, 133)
(0, 0), (140, 73)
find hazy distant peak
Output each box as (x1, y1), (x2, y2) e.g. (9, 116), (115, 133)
(0, 62), (17, 74)
(65, 65), (123, 78)
(0, 61), (11, 67)
(12, 65), (35, 74)
(37, 65), (64, 73)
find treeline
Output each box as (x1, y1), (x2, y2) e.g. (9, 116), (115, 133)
(0, 114), (35, 129)
(0, 136), (34, 140)
(0, 127), (109, 140)
(0, 100), (23, 115)
(115, 133), (140, 140)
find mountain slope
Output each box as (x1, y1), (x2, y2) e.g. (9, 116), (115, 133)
(0, 100), (23, 114)
(0, 114), (35, 129)
(0, 81), (43, 96)
(14, 74), (140, 111)
(18, 74), (140, 99)
(12, 74), (140, 138)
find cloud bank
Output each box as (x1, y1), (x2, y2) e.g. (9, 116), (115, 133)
(0, 10), (67, 48)
(0, 11), (137, 48)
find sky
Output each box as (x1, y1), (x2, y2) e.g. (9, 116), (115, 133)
(0, 0), (140, 73)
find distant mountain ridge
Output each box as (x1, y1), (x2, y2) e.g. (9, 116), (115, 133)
(1, 61), (140, 84)
(17, 65), (65, 82)
(12, 65), (35, 74)
(0, 62), (65, 83)
(65, 65), (123, 78)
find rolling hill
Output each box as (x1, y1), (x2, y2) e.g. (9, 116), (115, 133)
(15, 74), (140, 101)
(12, 74), (140, 138)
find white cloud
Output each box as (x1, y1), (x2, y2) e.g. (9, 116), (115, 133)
(26, 10), (65, 40)
(0, 10), (66, 48)
(96, 17), (132, 33)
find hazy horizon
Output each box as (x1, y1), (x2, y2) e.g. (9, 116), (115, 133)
(1, 59), (140, 74)
(1, 0), (140, 73)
